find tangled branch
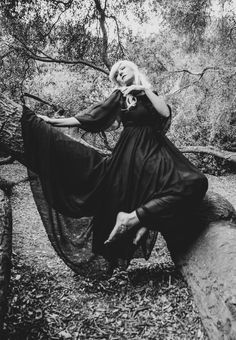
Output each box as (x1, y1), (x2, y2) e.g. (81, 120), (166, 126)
(168, 67), (220, 95)
(13, 37), (109, 75)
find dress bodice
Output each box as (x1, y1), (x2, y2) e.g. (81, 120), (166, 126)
(120, 94), (169, 133)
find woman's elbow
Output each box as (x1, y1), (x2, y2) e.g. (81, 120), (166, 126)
(158, 103), (170, 118)
(162, 105), (170, 117)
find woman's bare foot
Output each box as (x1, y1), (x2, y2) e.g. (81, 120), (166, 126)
(133, 226), (148, 245)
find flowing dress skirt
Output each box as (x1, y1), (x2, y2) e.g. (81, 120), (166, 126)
(21, 106), (208, 273)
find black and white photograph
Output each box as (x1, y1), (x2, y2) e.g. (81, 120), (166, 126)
(0, 0), (236, 339)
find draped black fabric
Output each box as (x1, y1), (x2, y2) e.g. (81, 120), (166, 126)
(21, 89), (208, 274)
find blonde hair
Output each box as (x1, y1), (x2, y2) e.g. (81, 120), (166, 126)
(109, 60), (152, 110)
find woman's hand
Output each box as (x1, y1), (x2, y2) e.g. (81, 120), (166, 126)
(104, 211), (147, 245)
(121, 85), (145, 97)
(104, 212), (131, 244)
(37, 114), (51, 123)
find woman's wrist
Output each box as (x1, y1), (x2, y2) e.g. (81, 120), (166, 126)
(144, 87), (153, 94)
(127, 211), (140, 227)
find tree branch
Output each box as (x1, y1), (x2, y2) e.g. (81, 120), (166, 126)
(166, 67), (220, 95)
(168, 79), (200, 95)
(0, 49), (15, 60)
(19, 58), (30, 95)
(42, 6), (68, 39)
(22, 93), (59, 111)
(53, 0), (73, 8)
(180, 145), (236, 165)
(13, 38), (109, 75)
(106, 14), (125, 56)
(94, 0), (110, 69)
(65, 137), (236, 165)
(170, 67), (219, 79)
(0, 156), (14, 165)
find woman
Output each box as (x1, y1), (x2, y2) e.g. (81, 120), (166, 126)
(21, 60), (208, 273)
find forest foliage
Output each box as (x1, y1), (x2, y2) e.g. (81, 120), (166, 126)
(0, 0), (236, 173)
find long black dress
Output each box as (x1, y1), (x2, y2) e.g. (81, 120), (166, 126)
(21, 89), (208, 273)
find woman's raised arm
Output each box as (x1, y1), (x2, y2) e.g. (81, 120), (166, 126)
(37, 115), (81, 127)
(144, 89), (170, 118)
(121, 85), (170, 118)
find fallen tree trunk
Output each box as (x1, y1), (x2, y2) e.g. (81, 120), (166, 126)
(1, 94), (236, 339)
(163, 192), (236, 339)
(1, 93), (236, 164)
(0, 94), (25, 164)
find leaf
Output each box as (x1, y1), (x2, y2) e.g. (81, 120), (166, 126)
(35, 308), (43, 320)
(58, 330), (72, 339)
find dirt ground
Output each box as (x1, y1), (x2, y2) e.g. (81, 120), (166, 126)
(1, 161), (236, 340)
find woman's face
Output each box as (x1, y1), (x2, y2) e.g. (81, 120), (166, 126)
(116, 63), (135, 86)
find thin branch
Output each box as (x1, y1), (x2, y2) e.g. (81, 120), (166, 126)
(94, 0), (110, 69)
(42, 7), (68, 38)
(168, 79), (200, 95)
(53, 0), (73, 8)
(106, 14), (125, 56)
(0, 49), (15, 60)
(104, 0), (108, 11)
(13, 37), (109, 74)
(74, 140), (236, 164)
(74, 137), (110, 155)
(100, 131), (113, 151)
(170, 67), (219, 78)
(22, 92), (59, 110)
(20, 58), (30, 96)
(167, 67), (220, 95)
(0, 155), (14, 165)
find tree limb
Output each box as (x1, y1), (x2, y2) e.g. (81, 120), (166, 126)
(170, 67), (219, 79)
(106, 14), (125, 56)
(0, 49), (15, 60)
(180, 145), (236, 165)
(0, 156), (14, 165)
(53, 0), (73, 8)
(22, 93), (60, 111)
(42, 6), (69, 39)
(13, 37), (109, 74)
(94, 0), (110, 69)
(65, 138), (236, 165)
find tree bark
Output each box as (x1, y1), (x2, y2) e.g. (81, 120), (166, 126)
(0, 190), (12, 331)
(181, 146), (236, 166)
(0, 94), (25, 164)
(1, 94), (236, 339)
(165, 192), (236, 340)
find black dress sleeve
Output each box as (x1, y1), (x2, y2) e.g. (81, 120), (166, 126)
(74, 89), (122, 132)
(136, 194), (184, 229)
(135, 175), (208, 231)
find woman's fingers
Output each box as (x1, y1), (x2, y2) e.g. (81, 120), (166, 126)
(104, 212), (129, 244)
(121, 85), (143, 97)
(121, 88), (130, 96)
(104, 222), (127, 244)
(121, 86), (134, 96)
(37, 114), (49, 122)
(104, 211), (142, 245)
(133, 227), (147, 245)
